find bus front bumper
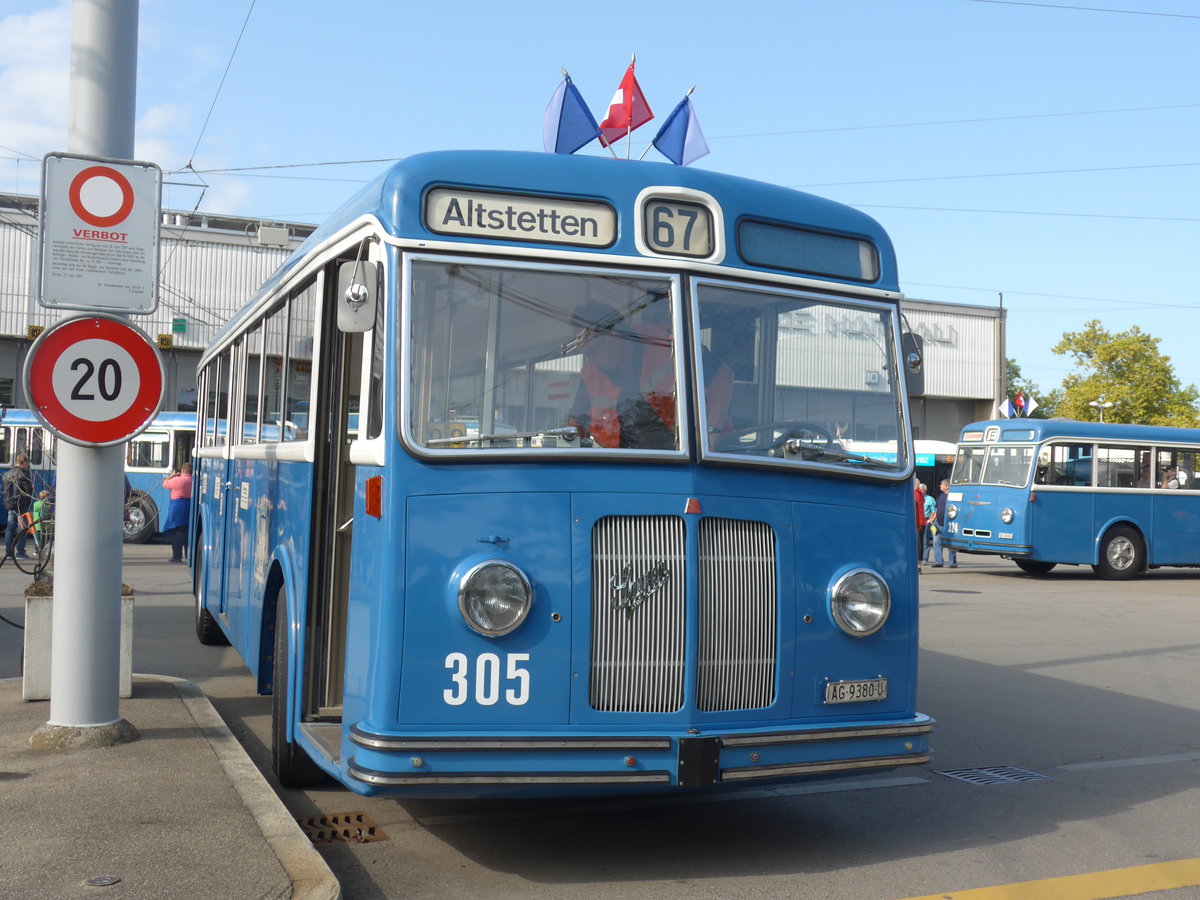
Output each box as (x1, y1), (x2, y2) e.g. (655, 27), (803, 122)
(345, 717), (934, 794)
(945, 534), (1031, 555)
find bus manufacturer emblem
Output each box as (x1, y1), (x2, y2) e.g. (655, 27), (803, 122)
(609, 562), (672, 619)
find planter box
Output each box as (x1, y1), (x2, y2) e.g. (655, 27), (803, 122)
(22, 595), (134, 701)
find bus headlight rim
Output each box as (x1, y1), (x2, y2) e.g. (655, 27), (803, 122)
(829, 568), (891, 638)
(946, 503), (958, 520)
(1000, 507), (1014, 524)
(457, 559), (533, 637)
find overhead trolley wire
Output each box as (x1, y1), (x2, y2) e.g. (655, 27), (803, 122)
(965, 0), (1200, 20)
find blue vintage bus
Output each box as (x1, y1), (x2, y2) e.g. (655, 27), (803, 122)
(0, 408), (195, 542)
(192, 150), (932, 796)
(945, 419), (1200, 578)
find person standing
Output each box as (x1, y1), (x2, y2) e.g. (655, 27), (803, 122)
(921, 483), (936, 562)
(4, 452), (34, 560)
(933, 478), (958, 568)
(914, 477), (926, 574)
(162, 462), (193, 563)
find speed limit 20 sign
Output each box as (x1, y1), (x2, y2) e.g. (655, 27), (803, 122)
(24, 315), (164, 446)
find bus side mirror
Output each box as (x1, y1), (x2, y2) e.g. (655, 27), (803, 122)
(337, 260), (378, 333)
(902, 331), (924, 397)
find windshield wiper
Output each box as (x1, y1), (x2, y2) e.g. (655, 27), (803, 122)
(427, 426), (579, 447)
(783, 439), (894, 468)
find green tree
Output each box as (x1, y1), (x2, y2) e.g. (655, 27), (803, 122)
(1051, 321), (1200, 426)
(1005, 358), (1057, 418)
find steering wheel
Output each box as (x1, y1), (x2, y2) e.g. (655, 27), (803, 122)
(714, 420), (837, 457)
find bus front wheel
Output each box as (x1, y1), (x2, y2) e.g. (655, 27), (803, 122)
(1094, 525), (1144, 580)
(271, 589), (327, 787)
(194, 550), (228, 646)
(1015, 559), (1057, 575)
(123, 492), (157, 544)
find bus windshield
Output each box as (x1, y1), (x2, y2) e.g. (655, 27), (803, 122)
(407, 258), (907, 472)
(694, 281), (905, 471)
(408, 258), (681, 452)
(953, 444), (1035, 486)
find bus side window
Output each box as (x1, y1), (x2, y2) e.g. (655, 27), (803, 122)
(283, 282), (317, 443)
(205, 361), (218, 446)
(1177, 451), (1198, 489)
(0, 427), (9, 465)
(366, 264), (386, 441)
(243, 322), (263, 445)
(261, 301), (287, 443)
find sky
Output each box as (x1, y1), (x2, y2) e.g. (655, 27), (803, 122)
(2, 0), (1199, 399)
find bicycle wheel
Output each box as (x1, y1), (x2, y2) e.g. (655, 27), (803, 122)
(35, 532), (53, 577)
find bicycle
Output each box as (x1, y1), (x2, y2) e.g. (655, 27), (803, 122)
(9, 509), (53, 580)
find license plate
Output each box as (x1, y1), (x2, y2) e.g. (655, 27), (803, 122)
(824, 678), (888, 704)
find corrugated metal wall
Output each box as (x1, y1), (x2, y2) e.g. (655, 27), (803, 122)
(0, 212), (296, 350)
(902, 305), (1001, 400)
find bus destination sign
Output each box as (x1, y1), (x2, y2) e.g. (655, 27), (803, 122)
(425, 188), (616, 248)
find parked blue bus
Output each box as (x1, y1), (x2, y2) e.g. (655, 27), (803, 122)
(0, 408), (195, 542)
(945, 419), (1200, 578)
(192, 150), (932, 796)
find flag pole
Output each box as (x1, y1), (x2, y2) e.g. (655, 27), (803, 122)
(639, 85), (694, 161)
(625, 53), (635, 159)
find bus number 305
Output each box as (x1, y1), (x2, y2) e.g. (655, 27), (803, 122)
(443, 652), (531, 706)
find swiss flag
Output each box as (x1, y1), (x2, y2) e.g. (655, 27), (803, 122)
(1014, 391), (1025, 414)
(599, 61), (653, 147)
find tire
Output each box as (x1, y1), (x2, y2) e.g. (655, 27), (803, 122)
(194, 547), (228, 646)
(271, 588), (326, 787)
(1015, 559), (1057, 575)
(123, 492), (157, 544)
(1093, 525), (1144, 580)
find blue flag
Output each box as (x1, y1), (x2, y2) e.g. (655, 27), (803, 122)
(543, 74), (601, 155)
(651, 94), (710, 166)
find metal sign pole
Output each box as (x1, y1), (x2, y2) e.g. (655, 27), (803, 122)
(32, 0), (140, 747)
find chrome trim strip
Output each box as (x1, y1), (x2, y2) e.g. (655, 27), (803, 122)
(348, 762), (672, 787)
(722, 753), (932, 782)
(720, 722), (935, 749)
(349, 727), (671, 752)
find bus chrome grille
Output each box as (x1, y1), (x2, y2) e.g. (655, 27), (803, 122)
(589, 516), (777, 713)
(590, 516), (687, 712)
(697, 518), (777, 712)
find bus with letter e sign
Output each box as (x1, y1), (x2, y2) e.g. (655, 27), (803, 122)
(24, 315), (164, 447)
(36, 152), (162, 314)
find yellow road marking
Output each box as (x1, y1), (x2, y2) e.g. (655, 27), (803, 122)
(899, 856), (1200, 900)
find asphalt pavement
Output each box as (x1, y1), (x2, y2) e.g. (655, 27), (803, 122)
(0, 546), (340, 899)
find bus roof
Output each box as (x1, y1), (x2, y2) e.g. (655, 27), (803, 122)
(207, 151), (899, 357)
(961, 418), (1200, 445)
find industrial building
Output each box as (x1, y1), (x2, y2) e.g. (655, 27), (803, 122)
(1, 190), (1004, 448)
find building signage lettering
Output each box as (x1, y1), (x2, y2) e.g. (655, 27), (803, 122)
(425, 188), (616, 247)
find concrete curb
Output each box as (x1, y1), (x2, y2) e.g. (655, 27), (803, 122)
(142, 674), (341, 900)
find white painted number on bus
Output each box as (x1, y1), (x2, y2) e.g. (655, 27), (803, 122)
(443, 652), (530, 706)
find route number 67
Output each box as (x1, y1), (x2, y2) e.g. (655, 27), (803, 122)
(443, 652), (530, 706)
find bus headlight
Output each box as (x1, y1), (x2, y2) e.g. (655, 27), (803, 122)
(1000, 507), (1014, 524)
(457, 560), (532, 637)
(829, 569), (890, 637)
(946, 503), (958, 520)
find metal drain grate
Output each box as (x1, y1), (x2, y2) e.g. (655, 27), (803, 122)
(937, 765), (1052, 785)
(296, 812), (389, 844)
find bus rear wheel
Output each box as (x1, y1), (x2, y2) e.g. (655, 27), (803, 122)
(271, 589), (327, 787)
(1094, 525), (1144, 580)
(1015, 559), (1057, 575)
